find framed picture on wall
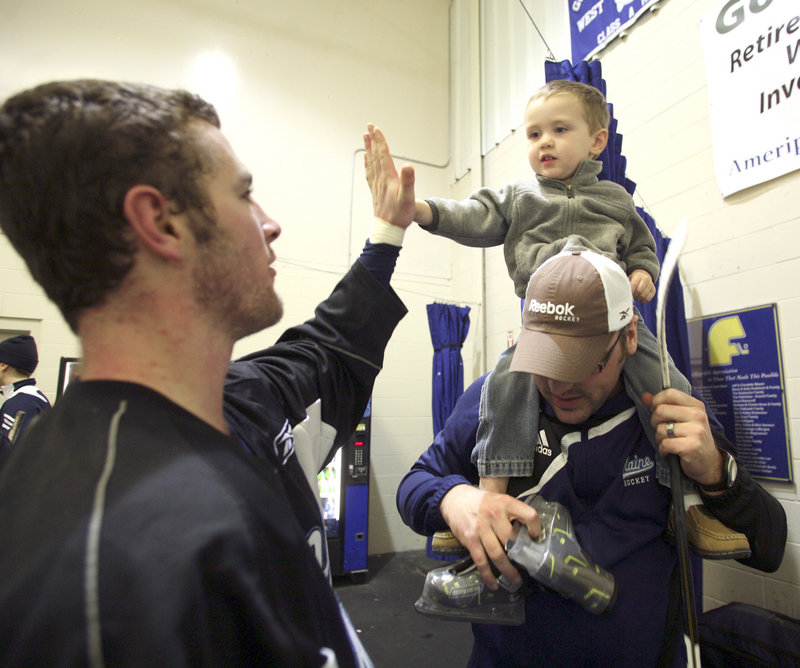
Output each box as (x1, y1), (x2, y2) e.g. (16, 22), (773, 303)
(56, 357), (82, 400)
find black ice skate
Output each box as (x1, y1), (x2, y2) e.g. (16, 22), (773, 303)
(506, 495), (617, 615)
(414, 554), (526, 625)
(415, 495), (616, 625)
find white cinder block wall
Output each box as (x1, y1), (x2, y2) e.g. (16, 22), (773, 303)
(478, 0), (799, 618)
(0, 0), (465, 559)
(2, 0), (798, 620)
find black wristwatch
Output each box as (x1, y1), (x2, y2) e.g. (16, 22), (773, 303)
(701, 451), (738, 492)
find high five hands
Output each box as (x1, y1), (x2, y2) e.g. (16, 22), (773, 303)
(363, 124), (416, 229)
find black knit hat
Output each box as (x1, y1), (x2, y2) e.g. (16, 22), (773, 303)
(0, 335), (39, 374)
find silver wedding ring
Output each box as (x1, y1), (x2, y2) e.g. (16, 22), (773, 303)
(666, 421), (676, 438)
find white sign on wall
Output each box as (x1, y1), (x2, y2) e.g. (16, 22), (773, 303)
(699, 0), (800, 197)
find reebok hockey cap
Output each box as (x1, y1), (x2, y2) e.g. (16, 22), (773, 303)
(0, 334), (39, 374)
(509, 241), (633, 383)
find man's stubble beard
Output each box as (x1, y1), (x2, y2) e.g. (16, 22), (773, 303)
(189, 213), (283, 341)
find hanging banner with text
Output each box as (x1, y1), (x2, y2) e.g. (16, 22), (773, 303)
(569, 0), (663, 63)
(699, 0), (800, 197)
(687, 304), (792, 483)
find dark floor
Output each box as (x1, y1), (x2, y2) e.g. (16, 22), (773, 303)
(334, 550), (474, 668)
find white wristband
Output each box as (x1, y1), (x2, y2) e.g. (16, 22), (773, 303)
(370, 217), (405, 247)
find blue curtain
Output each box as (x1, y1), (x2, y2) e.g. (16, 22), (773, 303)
(427, 303), (471, 435)
(545, 59), (699, 604)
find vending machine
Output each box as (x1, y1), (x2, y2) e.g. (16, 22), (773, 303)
(318, 400), (371, 578)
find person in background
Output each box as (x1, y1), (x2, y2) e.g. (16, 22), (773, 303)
(396, 245), (786, 666)
(0, 334), (50, 466)
(0, 79), (413, 667)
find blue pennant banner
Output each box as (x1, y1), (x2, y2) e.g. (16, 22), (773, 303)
(569, 0), (662, 63)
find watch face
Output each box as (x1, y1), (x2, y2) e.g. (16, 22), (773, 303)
(725, 453), (738, 487)
(701, 452), (735, 492)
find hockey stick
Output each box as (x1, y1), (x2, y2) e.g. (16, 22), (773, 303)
(655, 219), (701, 667)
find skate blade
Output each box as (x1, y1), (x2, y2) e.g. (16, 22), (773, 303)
(414, 593), (525, 626)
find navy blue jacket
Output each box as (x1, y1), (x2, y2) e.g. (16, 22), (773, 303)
(397, 374), (786, 667)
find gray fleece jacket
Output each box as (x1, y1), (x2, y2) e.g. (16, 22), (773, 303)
(425, 159), (659, 298)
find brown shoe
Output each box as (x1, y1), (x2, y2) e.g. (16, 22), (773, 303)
(668, 504), (751, 560)
(431, 530), (469, 557)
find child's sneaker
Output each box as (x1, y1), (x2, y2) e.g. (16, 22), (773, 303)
(431, 530), (469, 558)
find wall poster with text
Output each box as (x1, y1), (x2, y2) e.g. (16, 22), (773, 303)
(687, 303), (792, 483)
(699, 0), (800, 196)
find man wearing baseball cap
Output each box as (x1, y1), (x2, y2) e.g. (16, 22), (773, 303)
(0, 334), (51, 466)
(397, 245), (786, 665)
(509, 242), (636, 387)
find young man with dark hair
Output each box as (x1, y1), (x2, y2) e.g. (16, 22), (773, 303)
(0, 80), (413, 667)
(0, 334), (50, 463)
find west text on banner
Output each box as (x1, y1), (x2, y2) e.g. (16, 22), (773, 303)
(569, 0), (663, 63)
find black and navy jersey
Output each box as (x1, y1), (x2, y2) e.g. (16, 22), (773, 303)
(0, 258), (406, 668)
(0, 379), (50, 466)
